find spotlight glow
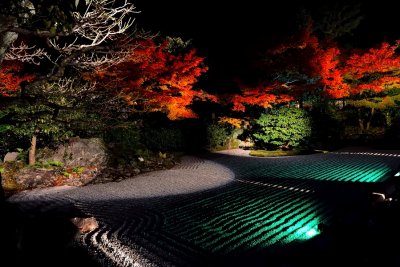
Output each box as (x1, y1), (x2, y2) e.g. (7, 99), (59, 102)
(305, 228), (318, 238)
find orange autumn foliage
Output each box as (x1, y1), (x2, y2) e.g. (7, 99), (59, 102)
(315, 47), (350, 98)
(351, 76), (400, 94)
(312, 41), (400, 98)
(230, 83), (293, 112)
(230, 23), (400, 112)
(270, 23), (319, 54)
(311, 42), (400, 98)
(230, 23), (321, 111)
(86, 38), (214, 120)
(0, 61), (35, 97)
(344, 42), (400, 95)
(344, 42), (400, 79)
(218, 117), (249, 129)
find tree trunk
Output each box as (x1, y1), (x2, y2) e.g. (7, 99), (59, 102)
(358, 118), (365, 134)
(358, 108), (365, 134)
(385, 111), (392, 127)
(28, 135), (36, 165)
(366, 107), (375, 132)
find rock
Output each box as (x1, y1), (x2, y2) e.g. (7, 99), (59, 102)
(4, 152), (19, 162)
(41, 137), (108, 170)
(70, 217), (98, 234)
(1, 161), (25, 192)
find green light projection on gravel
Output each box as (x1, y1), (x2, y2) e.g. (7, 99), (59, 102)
(163, 183), (328, 254)
(249, 155), (393, 183)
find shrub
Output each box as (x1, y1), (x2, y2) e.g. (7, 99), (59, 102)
(252, 106), (312, 150)
(205, 122), (242, 151)
(103, 124), (142, 157)
(142, 127), (185, 152)
(206, 123), (231, 150)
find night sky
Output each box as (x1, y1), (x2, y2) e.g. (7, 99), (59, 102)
(132, 1), (399, 91)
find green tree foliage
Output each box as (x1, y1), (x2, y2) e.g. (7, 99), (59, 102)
(0, 98), (105, 157)
(252, 106), (312, 150)
(206, 123), (232, 150)
(103, 124), (142, 160)
(347, 88), (400, 131)
(0, 0), (138, 160)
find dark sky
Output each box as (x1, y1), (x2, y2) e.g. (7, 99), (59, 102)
(132, 1), (399, 91)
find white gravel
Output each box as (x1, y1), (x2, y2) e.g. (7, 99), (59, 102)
(8, 156), (235, 203)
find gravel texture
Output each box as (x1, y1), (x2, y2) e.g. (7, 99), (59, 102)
(6, 148), (400, 267)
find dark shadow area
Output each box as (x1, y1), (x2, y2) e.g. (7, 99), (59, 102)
(1, 201), (102, 267)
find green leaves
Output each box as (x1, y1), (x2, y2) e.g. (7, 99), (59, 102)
(252, 106), (312, 150)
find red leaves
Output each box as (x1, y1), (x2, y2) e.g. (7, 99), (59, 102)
(0, 61), (35, 97)
(351, 76), (400, 94)
(345, 42), (400, 79)
(230, 83), (294, 112)
(307, 38), (400, 99)
(270, 22), (319, 54)
(315, 47), (350, 98)
(232, 26), (400, 111)
(88, 38), (211, 120)
(343, 42), (400, 96)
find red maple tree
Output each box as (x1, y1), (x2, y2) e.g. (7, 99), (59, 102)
(228, 82), (294, 112)
(314, 41), (400, 98)
(344, 42), (400, 95)
(313, 47), (350, 98)
(86, 38), (215, 120)
(228, 23), (321, 112)
(226, 23), (400, 113)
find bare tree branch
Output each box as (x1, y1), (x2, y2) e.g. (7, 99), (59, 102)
(50, 0), (138, 52)
(4, 41), (48, 65)
(37, 77), (97, 98)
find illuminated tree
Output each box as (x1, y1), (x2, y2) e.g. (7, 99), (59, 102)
(253, 106), (312, 150)
(315, 47), (350, 99)
(0, 0), (137, 68)
(0, 0), (138, 164)
(85, 38), (214, 120)
(228, 19), (400, 140)
(228, 83), (293, 112)
(342, 42), (400, 133)
(227, 23), (322, 112)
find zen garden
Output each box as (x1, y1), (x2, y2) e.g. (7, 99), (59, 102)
(1, 1), (400, 267)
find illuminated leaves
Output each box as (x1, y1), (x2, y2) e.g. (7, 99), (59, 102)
(315, 47), (350, 98)
(0, 61), (35, 97)
(230, 23), (322, 111)
(345, 42), (400, 79)
(252, 23), (400, 105)
(87, 38), (211, 120)
(230, 83), (293, 112)
(218, 117), (249, 129)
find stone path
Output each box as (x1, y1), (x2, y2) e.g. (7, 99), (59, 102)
(6, 149), (400, 267)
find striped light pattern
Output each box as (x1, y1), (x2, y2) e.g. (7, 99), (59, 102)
(164, 182), (328, 254)
(226, 153), (400, 183)
(76, 152), (400, 265)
